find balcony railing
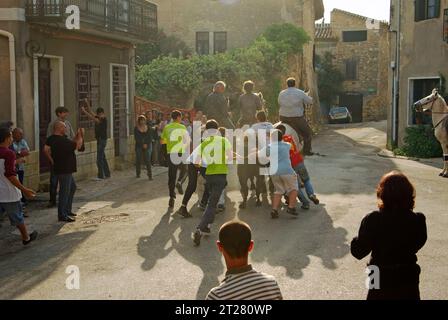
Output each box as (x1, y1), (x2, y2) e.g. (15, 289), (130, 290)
(25, 0), (157, 41)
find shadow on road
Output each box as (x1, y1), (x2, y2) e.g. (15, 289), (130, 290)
(0, 230), (95, 299)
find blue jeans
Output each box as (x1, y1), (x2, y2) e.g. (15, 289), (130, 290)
(198, 175), (227, 231)
(97, 139), (111, 179)
(136, 145), (152, 177)
(294, 163), (315, 197)
(49, 167), (58, 204)
(57, 174), (77, 219)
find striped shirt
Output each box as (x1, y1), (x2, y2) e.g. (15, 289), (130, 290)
(206, 265), (283, 300)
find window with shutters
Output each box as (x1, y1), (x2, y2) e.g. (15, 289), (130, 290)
(444, 9), (448, 42)
(342, 31), (367, 42)
(214, 32), (227, 54)
(415, 0), (441, 21)
(345, 59), (358, 81)
(76, 64), (100, 129)
(196, 32), (210, 55)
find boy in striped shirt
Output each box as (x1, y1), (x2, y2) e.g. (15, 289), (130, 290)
(206, 221), (283, 300)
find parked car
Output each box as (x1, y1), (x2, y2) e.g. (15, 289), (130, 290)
(329, 106), (353, 124)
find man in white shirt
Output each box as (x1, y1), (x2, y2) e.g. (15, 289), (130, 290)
(278, 77), (314, 156)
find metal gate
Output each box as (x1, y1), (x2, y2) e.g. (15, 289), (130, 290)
(112, 65), (128, 157)
(339, 92), (364, 123)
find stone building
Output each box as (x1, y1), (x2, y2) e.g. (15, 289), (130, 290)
(150, 0), (325, 120)
(388, 0), (448, 148)
(315, 9), (390, 122)
(0, 0), (157, 190)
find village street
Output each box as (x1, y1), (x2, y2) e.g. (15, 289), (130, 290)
(0, 121), (447, 300)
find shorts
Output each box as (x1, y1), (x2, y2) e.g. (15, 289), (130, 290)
(0, 201), (24, 226)
(271, 175), (298, 195)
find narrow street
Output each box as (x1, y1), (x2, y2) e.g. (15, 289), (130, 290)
(1, 121), (447, 300)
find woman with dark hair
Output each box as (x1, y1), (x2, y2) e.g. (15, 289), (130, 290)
(351, 171), (427, 300)
(134, 115), (155, 180)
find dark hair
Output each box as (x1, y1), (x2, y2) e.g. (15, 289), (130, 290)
(276, 124), (286, 135)
(0, 121), (13, 129)
(243, 80), (254, 94)
(377, 171), (416, 212)
(171, 110), (182, 120)
(0, 127), (12, 144)
(219, 220), (252, 259)
(218, 127), (226, 137)
(96, 107), (105, 114)
(206, 119), (219, 130)
(286, 77), (296, 88)
(271, 129), (283, 142)
(256, 110), (267, 122)
(55, 107), (69, 116)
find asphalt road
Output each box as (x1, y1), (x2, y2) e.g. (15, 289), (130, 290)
(0, 121), (447, 300)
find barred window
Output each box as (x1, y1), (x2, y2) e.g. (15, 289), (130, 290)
(76, 64), (100, 129)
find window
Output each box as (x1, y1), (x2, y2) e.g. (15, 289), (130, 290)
(76, 64), (100, 129)
(444, 9), (448, 42)
(409, 78), (440, 125)
(345, 59), (358, 81)
(415, 0), (441, 21)
(342, 31), (367, 42)
(214, 32), (227, 54)
(196, 32), (210, 55)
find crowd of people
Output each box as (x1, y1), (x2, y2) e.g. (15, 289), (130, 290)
(0, 77), (428, 300)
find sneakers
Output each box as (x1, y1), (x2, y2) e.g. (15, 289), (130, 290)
(176, 206), (192, 218)
(193, 229), (202, 246)
(176, 182), (184, 195)
(23, 231), (38, 246)
(301, 203), (310, 210)
(168, 197), (175, 208)
(201, 227), (211, 235)
(69, 212), (78, 217)
(287, 207), (299, 217)
(309, 195), (320, 205)
(59, 217), (76, 223)
(217, 204), (225, 213)
(271, 210), (279, 219)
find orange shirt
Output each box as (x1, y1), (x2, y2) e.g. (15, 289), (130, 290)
(283, 135), (304, 167)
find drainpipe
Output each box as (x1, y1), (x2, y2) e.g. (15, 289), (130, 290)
(391, 0), (401, 148)
(0, 29), (17, 126)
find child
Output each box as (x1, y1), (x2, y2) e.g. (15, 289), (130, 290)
(12, 128), (30, 208)
(258, 130), (298, 218)
(276, 124), (319, 210)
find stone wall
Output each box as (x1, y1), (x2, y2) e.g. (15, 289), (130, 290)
(316, 9), (390, 122)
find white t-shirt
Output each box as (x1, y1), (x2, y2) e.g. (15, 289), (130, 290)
(0, 155), (22, 203)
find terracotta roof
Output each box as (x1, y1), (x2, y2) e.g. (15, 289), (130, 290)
(315, 23), (336, 40)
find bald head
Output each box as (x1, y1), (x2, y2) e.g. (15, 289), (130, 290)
(53, 121), (66, 136)
(12, 128), (23, 142)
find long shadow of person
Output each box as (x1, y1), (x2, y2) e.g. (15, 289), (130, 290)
(240, 204), (349, 279)
(137, 209), (181, 271)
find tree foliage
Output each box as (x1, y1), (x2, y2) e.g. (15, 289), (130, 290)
(136, 23), (310, 111)
(316, 52), (344, 106)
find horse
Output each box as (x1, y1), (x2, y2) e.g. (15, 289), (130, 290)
(414, 89), (448, 178)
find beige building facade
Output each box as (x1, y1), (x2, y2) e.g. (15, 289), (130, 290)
(151, 0), (325, 121)
(0, 0), (157, 189)
(315, 9), (390, 123)
(388, 0), (448, 148)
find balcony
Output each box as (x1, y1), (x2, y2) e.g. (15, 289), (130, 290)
(25, 0), (157, 42)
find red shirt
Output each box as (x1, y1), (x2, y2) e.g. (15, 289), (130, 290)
(282, 135), (303, 167)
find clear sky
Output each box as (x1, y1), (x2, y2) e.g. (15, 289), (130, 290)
(321, 0), (391, 22)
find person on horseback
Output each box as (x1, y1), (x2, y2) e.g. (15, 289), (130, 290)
(278, 77), (314, 156)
